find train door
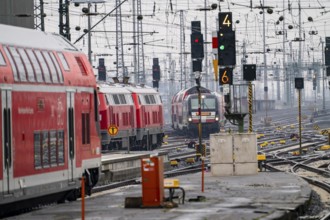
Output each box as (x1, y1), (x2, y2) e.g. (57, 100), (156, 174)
(1, 88), (13, 195)
(67, 91), (76, 182)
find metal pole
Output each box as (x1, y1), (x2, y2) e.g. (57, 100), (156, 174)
(204, 0), (208, 88)
(147, 130), (150, 151)
(179, 10), (184, 90)
(81, 176), (85, 220)
(283, 0), (288, 106)
(248, 81), (253, 132)
(40, 0), (45, 31)
(197, 79), (204, 192)
(133, 0), (137, 83)
(198, 86), (202, 152)
(262, 0), (268, 123)
(322, 40), (326, 110)
(298, 0), (302, 77)
(88, 3), (92, 63)
(298, 89), (302, 155)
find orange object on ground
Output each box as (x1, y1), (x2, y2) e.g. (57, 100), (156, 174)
(141, 156), (164, 207)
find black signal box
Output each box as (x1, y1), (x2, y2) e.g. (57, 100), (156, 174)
(327, 66), (330, 77)
(98, 58), (106, 81)
(295, 77), (304, 89)
(325, 46), (330, 66)
(152, 80), (159, 88)
(152, 65), (160, 81)
(243, 64), (256, 81)
(192, 60), (202, 72)
(191, 21), (201, 33)
(191, 32), (204, 59)
(218, 31), (236, 66)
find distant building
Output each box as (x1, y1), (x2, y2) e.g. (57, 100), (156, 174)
(0, 0), (34, 29)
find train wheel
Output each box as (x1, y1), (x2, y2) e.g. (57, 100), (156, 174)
(67, 189), (79, 202)
(129, 137), (137, 150)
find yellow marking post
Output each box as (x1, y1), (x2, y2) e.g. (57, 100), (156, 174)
(320, 145), (330, 151)
(257, 154), (266, 161)
(170, 160), (178, 166)
(185, 158), (195, 164)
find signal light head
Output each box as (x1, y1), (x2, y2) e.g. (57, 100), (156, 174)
(219, 45), (225, 50)
(194, 38), (199, 43)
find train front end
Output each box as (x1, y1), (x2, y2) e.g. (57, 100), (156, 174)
(185, 93), (220, 134)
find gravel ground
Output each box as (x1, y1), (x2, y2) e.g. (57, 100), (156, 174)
(299, 190), (329, 219)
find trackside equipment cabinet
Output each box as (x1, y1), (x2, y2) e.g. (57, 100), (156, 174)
(141, 157), (164, 207)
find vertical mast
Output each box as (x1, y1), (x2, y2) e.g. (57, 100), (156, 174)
(132, 0), (138, 83)
(136, 0), (145, 84)
(179, 10), (185, 90)
(34, 0), (45, 31)
(116, 0), (126, 78)
(204, 0), (208, 88)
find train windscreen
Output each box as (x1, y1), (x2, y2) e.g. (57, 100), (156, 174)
(190, 97), (216, 110)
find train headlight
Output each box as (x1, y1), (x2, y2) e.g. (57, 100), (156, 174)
(188, 116), (192, 122)
(215, 116), (219, 121)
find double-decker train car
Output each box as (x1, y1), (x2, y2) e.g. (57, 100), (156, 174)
(98, 82), (164, 151)
(171, 86), (221, 135)
(0, 24), (101, 215)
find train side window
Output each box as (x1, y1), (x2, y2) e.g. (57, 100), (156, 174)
(119, 94), (126, 104)
(4, 47), (19, 81)
(82, 113), (90, 145)
(26, 49), (44, 82)
(34, 132), (42, 169)
(0, 50), (6, 66)
(43, 51), (59, 83)
(35, 50), (51, 83)
(58, 130), (64, 165)
(75, 57), (87, 75)
(50, 130), (57, 166)
(42, 131), (50, 168)
(57, 52), (70, 71)
(144, 95), (150, 104)
(149, 95), (156, 104)
(113, 94), (120, 104)
(49, 52), (64, 83)
(17, 48), (35, 82)
(9, 46), (27, 82)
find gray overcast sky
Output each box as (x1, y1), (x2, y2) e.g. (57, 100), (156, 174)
(42, 0), (330, 82)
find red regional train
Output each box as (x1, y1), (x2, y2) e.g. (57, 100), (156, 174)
(98, 82), (164, 151)
(171, 86), (222, 135)
(0, 24), (101, 215)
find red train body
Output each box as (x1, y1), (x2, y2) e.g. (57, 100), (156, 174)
(0, 24), (101, 215)
(171, 86), (222, 135)
(98, 83), (164, 151)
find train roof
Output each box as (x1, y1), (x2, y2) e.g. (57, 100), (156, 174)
(97, 82), (159, 94)
(0, 24), (78, 52)
(97, 83), (131, 94)
(124, 84), (158, 94)
(174, 86), (211, 97)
